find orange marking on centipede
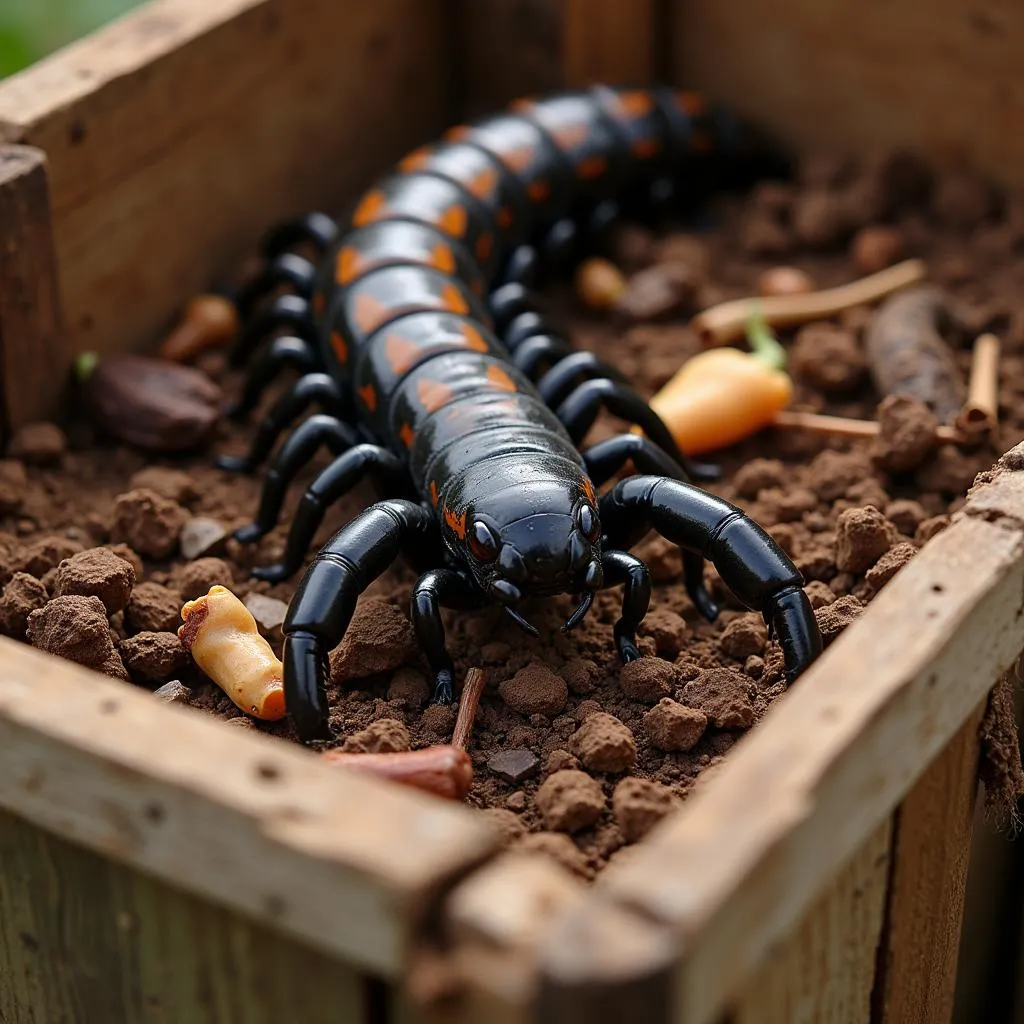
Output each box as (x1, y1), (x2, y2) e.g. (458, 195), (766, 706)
(336, 246), (363, 285)
(330, 331), (348, 364)
(528, 180), (550, 203)
(438, 204), (468, 237)
(486, 365), (517, 392)
(552, 123), (588, 151)
(444, 505), (467, 538)
(399, 146), (430, 173)
(312, 292), (326, 316)
(509, 96), (536, 113)
(353, 291), (390, 334)
(446, 125), (471, 142)
(576, 156), (607, 180)
(499, 145), (535, 173)
(418, 379), (455, 413)
(353, 190), (387, 227)
(440, 283), (469, 315)
(677, 91), (705, 116)
(582, 476), (597, 506)
(690, 131), (713, 153)
(383, 332), (420, 374)
(398, 422), (415, 448)
(496, 206), (514, 229)
(357, 383), (377, 412)
(632, 137), (661, 159)
(467, 167), (498, 200)
(617, 91), (654, 117)
(460, 322), (489, 352)
(429, 480), (440, 507)
(475, 232), (493, 263)
(430, 242), (456, 274)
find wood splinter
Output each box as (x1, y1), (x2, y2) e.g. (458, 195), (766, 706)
(692, 259), (927, 346)
(322, 668), (486, 801)
(772, 410), (962, 444)
(955, 333), (1000, 440)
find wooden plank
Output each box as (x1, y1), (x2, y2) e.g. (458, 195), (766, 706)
(538, 444), (1024, 1024)
(0, 145), (67, 433)
(0, 639), (497, 980)
(668, 0), (1024, 191)
(877, 706), (985, 1024)
(0, 808), (367, 1024)
(729, 819), (892, 1024)
(563, 0), (660, 87)
(0, 0), (448, 367)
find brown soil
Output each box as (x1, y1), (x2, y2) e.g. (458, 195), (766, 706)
(4, 147), (1024, 876)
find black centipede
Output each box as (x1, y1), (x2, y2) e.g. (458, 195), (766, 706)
(219, 85), (824, 742)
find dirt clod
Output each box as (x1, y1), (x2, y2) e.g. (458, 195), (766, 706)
(121, 630), (188, 684)
(0, 573), (49, 638)
(113, 489), (189, 560)
(341, 718), (411, 754)
(387, 668), (430, 709)
(500, 662), (568, 718)
(682, 668), (755, 729)
(613, 777), (677, 843)
(569, 712), (637, 773)
(864, 542), (917, 590)
(851, 226), (905, 274)
(815, 595), (865, 646)
(126, 581), (183, 633)
(0, 460), (28, 515)
(179, 557), (234, 601)
(791, 323), (867, 393)
(619, 656), (675, 703)
(534, 769), (606, 833)
(835, 506), (897, 573)
(8, 423), (67, 465)
(53, 547), (135, 615)
(643, 698), (708, 752)
(719, 613), (768, 659)
(330, 598), (418, 683)
(27, 595), (128, 679)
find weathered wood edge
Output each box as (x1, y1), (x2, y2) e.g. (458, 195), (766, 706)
(0, 640), (498, 979)
(0, 145), (67, 433)
(535, 444), (1024, 1024)
(0, 0), (448, 364)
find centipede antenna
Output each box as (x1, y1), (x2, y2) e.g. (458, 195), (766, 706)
(562, 591), (594, 632)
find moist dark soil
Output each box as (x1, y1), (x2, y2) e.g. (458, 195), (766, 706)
(5, 146), (1023, 878)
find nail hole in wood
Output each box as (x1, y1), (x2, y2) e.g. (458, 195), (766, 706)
(144, 802), (165, 824)
(99, 699), (119, 715)
(931, 583), (944, 594)
(255, 762), (281, 782)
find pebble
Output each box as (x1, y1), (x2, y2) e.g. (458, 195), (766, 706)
(643, 698), (708, 752)
(569, 712), (637, 773)
(718, 613), (767, 659)
(636, 608), (688, 658)
(864, 542), (917, 589)
(835, 505), (896, 573)
(153, 680), (192, 704)
(179, 517), (229, 560)
(757, 265), (814, 297)
(113, 488), (188, 560)
(534, 769), (606, 833)
(614, 262), (695, 321)
(612, 777), (677, 843)
(499, 662), (568, 717)
(0, 572), (48, 638)
(53, 548), (135, 615)
(505, 791), (527, 812)
(179, 558), (233, 602)
(120, 631), (188, 684)
(487, 748), (540, 784)
(619, 656), (675, 703)
(7, 422), (67, 465)
(682, 668), (755, 729)
(125, 581), (182, 633)
(851, 225), (905, 274)
(561, 657), (599, 695)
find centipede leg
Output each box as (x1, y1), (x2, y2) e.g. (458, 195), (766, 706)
(599, 476), (823, 682)
(497, 244), (540, 289)
(223, 336), (323, 424)
(259, 211), (339, 261)
(410, 568), (483, 705)
(555, 378), (719, 482)
(283, 499), (437, 741)
(536, 351), (628, 407)
(233, 253), (319, 323)
(234, 414), (359, 543)
(583, 433), (718, 621)
(598, 550), (651, 663)
(228, 294), (316, 367)
(512, 336), (575, 380)
(253, 445), (411, 582)
(218, 373), (349, 473)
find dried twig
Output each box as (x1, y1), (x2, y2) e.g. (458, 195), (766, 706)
(452, 667), (486, 751)
(955, 333), (1000, 439)
(772, 409), (961, 444)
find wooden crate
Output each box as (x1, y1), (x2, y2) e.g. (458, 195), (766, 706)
(0, 1), (1021, 1021)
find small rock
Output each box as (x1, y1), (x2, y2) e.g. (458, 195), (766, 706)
(637, 608), (688, 658)
(113, 488), (189, 560)
(569, 712), (637, 773)
(241, 592), (288, 642)
(719, 613), (767, 659)
(342, 718), (411, 754)
(420, 702), (457, 739)
(179, 557), (233, 602)
(804, 581), (836, 609)
(873, 395), (939, 473)
(0, 460), (28, 515)
(791, 323), (867, 393)
(682, 668), (755, 729)
(534, 769), (606, 833)
(614, 262), (696, 322)
(757, 265), (814, 298)
(387, 668), (430, 709)
(561, 657), (599, 695)
(153, 679), (192, 704)
(129, 467), (199, 505)
(125, 581), (182, 633)
(815, 594), (865, 646)
(26, 595), (128, 679)
(330, 598), (418, 682)
(850, 225), (905, 274)
(619, 656), (675, 703)
(0, 572), (48, 637)
(120, 631), (188, 684)
(835, 505), (897, 573)
(179, 517), (229, 560)
(8, 422), (67, 465)
(864, 542), (917, 589)
(505, 791), (527, 812)
(807, 449), (874, 503)
(546, 749), (580, 774)
(499, 662), (568, 717)
(643, 698), (708, 751)
(487, 748), (540, 784)
(53, 548), (135, 615)
(14, 535), (84, 578)
(612, 777), (677, 843)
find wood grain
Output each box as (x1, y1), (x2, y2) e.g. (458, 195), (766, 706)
(563, 0), (659, 86)
(0, 807), (368, 1024)
(0, 0), (448, 368)
(0, 639), (497, 980)
(551, 444), (1024, 1024)
(876, 707), (984, 1024)
(669, 0), (1024, 190)
(0, 145), (67, 433)
(728, 820), (892, 1024)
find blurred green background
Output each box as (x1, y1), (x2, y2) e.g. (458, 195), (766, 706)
(0, 0), (146, 77)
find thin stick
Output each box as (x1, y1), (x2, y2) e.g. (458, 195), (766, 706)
(955, 333), (1000, 439)
(692, 259), (927, 347)
(772, 409), (962, 444)
(451, 667), (486, 751)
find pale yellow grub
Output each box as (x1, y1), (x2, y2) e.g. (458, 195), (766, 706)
(178, 585), (286, 720)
